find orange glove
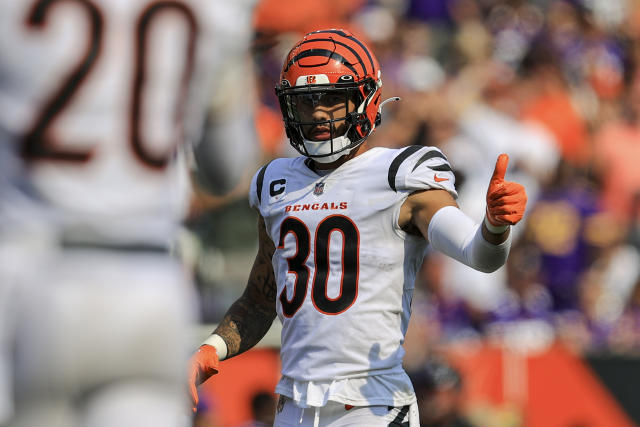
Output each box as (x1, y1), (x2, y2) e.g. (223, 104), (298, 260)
(485, 154), (527, 232)
(188, 345), (219, 413)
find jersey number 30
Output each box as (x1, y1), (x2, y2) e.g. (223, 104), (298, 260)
(278, 215), (359, 317)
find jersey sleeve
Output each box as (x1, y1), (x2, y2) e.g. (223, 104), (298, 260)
(248, 161), (272, 212)
(387, 145), (458, 198)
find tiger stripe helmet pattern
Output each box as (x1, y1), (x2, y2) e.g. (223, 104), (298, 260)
(275, 29), (383, 163)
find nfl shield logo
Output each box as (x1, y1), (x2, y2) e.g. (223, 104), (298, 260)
(306, 75), (317, 84)
(314, 182), (325, 196)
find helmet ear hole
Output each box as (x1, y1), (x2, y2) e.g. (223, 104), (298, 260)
(361, 120), (370, 134)
(364, 80), (376, 95)
(375, 112), (381, 127)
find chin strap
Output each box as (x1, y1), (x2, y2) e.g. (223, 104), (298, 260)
(303, 135), (353, 164)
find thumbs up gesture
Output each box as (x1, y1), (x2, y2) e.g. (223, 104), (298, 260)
(485, 154), (527, 233)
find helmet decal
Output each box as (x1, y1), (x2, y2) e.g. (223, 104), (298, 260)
(284, 48), (359, 76)
(311, 29), (376, 74)
(296, 74), (330, 86)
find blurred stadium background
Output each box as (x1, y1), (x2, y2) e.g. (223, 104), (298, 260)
(186, 0), (640, 425)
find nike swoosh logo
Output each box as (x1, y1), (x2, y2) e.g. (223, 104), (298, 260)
(434, 174), (449, 182)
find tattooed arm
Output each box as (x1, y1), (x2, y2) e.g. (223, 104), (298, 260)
(212, 214), (277, 357)
(188, 214), (277, 410)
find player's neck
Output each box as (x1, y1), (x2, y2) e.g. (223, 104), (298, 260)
(312, 143), (369, 171)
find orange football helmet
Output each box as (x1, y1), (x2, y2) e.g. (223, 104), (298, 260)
(275, 29), (383, 163)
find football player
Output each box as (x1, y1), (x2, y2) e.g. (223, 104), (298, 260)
(188, 29), (527, 426)
(0, 0), (256, 426)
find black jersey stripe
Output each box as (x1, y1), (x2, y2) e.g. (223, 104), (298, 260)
(304, 157), (317, 173)
(296, 38), (366, 77)
(388, 405), (410, 426)
(431, 163), (453, 172)
(411, 149), (448, 172)
(256, 161), (273, 204)
(284, 49), (358, 75)
(388, 145), (422, 191)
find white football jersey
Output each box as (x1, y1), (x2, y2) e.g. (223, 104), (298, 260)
(0, 0), (255, 244)
(0, 1), (257, 424)
(249, 145), (457, 407)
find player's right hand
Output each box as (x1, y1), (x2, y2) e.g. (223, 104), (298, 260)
(188, 345), (219, 413)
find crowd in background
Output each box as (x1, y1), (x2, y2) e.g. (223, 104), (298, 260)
(184, 0), (640, 424)
(188, 0), (640, 373)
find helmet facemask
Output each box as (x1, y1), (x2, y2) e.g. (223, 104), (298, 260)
(277, 79), (378, 163)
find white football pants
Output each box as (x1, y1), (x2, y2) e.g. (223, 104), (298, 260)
(0, 230), (196, 427)
(274, 395), (419, 427)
